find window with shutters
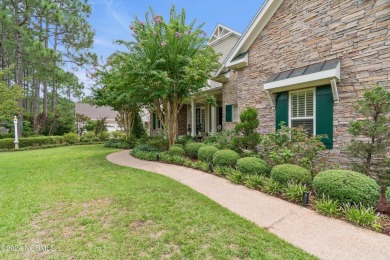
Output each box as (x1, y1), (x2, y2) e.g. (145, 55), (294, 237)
(289, 89), (315, 135)
(232, 105), (239, 122)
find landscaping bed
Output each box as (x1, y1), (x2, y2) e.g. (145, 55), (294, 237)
(128, 108), (390, 236)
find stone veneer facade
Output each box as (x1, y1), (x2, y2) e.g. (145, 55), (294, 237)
(222, 0), (390, 164)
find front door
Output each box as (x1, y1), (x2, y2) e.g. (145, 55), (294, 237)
(218, 107), (223, 131)
(196, 108), (205, 134)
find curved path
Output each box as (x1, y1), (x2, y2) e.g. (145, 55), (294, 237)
(107, 150), (390, 260)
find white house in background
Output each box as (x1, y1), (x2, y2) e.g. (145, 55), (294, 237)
(75, 103), (120, 132)
(149, 24), (242, 137)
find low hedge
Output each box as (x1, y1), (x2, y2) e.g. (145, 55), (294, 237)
(105, 138), (136, 149)
(236, 157), (270, 176)
(270, 164), (311, 186)
(386, 187), (390, 204)
(313, 170), (381, 207)
(198, 145), (219, 162)
(212, 149), (240, 167)
(169, 146), (185, 156)
(0, 136), (64, 150)
(185, 142), (205, 159)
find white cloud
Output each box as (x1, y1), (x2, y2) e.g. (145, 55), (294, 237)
(103, 0), (130, 30)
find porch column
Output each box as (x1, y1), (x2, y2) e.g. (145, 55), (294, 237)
(191, 98), (196, 137)
(211, 102), (217, 135)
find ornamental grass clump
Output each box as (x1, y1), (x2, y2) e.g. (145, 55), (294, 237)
(244, 175), (265, 189)
(236, 157), (270, 176)
(185, 142), (205, 159)
(270, 164), (311, 186)
(261, 178), (283, 195)
(313, 170), (380, 207)
(212, 149), (240, 167)
(313, 196), (341, 217)
(343, 204), (382, 232)
(198, 145), (219, 162)
(283, 182), (309, 203)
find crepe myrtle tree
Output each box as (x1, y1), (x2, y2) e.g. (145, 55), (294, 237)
(124, 6), (220, 147)
(93, 53), (141, 140)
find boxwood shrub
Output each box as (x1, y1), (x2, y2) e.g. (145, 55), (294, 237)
(169, 146), (185, 156)
(386, 187), (390, 204)
(0, 136), (64, 150)
(185, 142), (205, 159)
(270, 164), (311, 186)
(236, 157), (270, 176)
(313, 170), (381, 207)
(212, 149), (240, 167)
(198, 145), (219, 162)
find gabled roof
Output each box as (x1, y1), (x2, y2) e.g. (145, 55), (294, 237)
(75, 103), (118, 120)
(208, 24), (241, 46)
(225, 0), (284, 69)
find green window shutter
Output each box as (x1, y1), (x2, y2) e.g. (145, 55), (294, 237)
(316, 85), (333, 149)
(152, 112), (156, 130)
(275, 92), (288, 130)
(226, 105), (232, 122)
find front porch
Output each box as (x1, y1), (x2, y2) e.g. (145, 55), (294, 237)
(185, 90), (223, 138)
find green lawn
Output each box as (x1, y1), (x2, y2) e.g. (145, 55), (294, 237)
(0, 145), (316, 259)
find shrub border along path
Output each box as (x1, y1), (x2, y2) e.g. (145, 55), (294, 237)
(107, 150), (390, 260)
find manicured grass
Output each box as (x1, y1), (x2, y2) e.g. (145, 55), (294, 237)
(0, 145), (316, 259)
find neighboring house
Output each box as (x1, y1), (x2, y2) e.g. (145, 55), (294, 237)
(75, 103), (121, 132)
(211, 0), (389, 164)
(150, 24), (242, 136)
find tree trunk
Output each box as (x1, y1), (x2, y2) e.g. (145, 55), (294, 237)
(33, 78), (40, 132)
(15, 28), (24, 137)
(42, 19), (50, 117)
(51, 25), (58, 112)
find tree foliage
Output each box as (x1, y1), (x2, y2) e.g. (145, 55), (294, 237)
(116, 6), (220, 146)
(346, 85), (390, 186)
(232, 107), (261, 152)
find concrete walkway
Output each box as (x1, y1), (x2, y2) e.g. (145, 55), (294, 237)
(106, 150), (390, 260)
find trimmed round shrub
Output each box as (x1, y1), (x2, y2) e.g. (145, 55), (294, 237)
(313, 170), (381, 207)
(185, 142), (205, 159)
(63, 133), (79, 144)
(236, 157), (270, 176)
(169, 146), (185, 156)
(386, 187), (390, 204)
(212, 149), (240, 167)
(198, 145), (219, 162)
(147, 137), (169, 151)
(270, 164), (311, 186)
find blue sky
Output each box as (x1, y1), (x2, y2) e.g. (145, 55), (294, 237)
(78, 0), (265, 93)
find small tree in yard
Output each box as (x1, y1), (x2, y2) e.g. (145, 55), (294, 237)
(346, 85), (390, 187)
(122, 6), (220, 147)
(231, 107), (261, 152)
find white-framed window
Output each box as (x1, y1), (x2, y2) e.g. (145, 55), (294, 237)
(289, 88), (315, 135)
(232, 104), (239, 122)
